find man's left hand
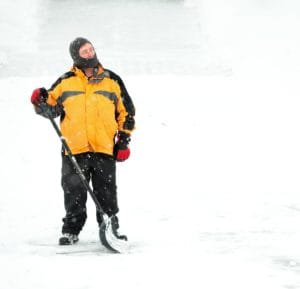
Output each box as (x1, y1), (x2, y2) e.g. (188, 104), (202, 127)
(114, 132), (131, 162)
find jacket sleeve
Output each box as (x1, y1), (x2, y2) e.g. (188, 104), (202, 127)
(35, 72), (74, 119)
(33, 85), (63, 119)
(106, 69), (135, 132)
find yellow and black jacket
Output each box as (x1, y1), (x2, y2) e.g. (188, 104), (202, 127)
(36, 65), (135, 156)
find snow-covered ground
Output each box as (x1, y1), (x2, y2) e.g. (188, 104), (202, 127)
(1, 0), (300, 288)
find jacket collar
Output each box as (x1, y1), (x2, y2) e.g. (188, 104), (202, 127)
(72, 65), (107, 83)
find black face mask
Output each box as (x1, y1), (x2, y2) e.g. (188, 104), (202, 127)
(74, 54), (99, 69)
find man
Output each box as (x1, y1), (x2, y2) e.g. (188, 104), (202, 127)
(30, 37), (135, 245)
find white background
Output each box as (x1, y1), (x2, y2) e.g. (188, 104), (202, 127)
(1, 0), (300, 288)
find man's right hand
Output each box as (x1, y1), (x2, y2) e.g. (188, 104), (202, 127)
(30, 87), (48, 106)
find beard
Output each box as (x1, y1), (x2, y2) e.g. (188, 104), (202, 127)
(75, 54), (99, 69)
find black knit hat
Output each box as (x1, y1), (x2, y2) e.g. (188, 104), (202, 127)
(69, 37), (99, 69)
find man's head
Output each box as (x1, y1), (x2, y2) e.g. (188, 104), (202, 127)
(69, 37), (99, 69)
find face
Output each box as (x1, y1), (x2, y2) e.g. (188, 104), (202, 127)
(79, 43), (95, 59)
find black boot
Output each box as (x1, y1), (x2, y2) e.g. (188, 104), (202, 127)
(59, 233), (79, 245)
(110, 215), (128, 241)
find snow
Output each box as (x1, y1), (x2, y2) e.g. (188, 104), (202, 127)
(1, 0), (300, 288)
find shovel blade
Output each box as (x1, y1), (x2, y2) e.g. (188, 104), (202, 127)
(99, 215), (129, 253)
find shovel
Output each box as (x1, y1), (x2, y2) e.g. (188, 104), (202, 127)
(47, 114), (128, 253)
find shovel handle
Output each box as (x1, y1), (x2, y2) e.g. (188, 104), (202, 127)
(47, 115), (105, 216)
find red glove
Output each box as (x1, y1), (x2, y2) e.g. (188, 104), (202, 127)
(114, 132), (131, 162)
(116, 147), (130, 161)
(30, 87), (48, 106)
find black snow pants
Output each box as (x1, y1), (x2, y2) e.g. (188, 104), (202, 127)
(61, 152), (119, 235)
